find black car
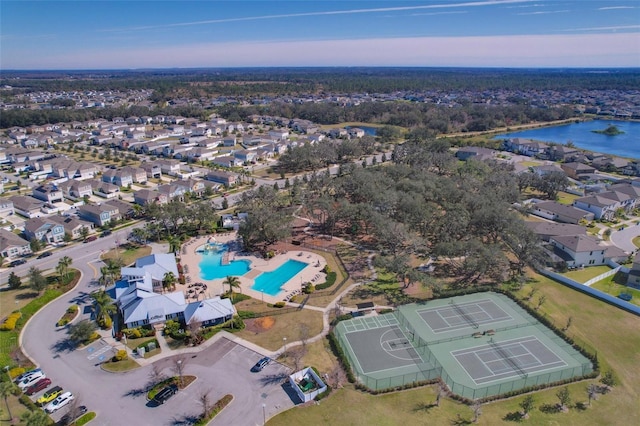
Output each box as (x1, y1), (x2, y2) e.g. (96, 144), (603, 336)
(100, 230), (112, 237)
(37, 251), (52, 259)
(152, 384), (178, 405)
(9, 259), (27, 267)
(58, 405), (87, 425)
(251, 357), (271, 372)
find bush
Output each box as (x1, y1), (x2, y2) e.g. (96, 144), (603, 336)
(164, 319), (180, 336)
(57, 318), (70, 327)
(0, 312), (22, 331)
(113, 349), (128, 362)
(67, 305), (79, 314)
(237, 310), (257, 319)
(273, 301), (286, 308)
(316, 272), (337, 290)
(8, 367), (25, 380)
(323, 265), (332, 274)
(303, 283), (315, 294)
(76, 412), (97, 426)
(19, 394), (39, 411)
(99, 315), (112, 329)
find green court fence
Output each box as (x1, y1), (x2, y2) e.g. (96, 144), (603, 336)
(335, 311), (593, 396)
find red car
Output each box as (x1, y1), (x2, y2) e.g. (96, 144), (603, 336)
(24, 378), (52, 396)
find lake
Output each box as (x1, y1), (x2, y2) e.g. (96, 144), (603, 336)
(494, 120), (640, 160)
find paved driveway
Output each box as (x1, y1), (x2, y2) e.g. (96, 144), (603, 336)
(610, 223), (640, 254)
(20, 248), (296, 425)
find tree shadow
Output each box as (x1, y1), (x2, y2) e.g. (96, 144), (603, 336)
(575, 402), (588, 411)
(15, 291), (39, 300)
(412, 402), (437, 412)
(450, 414), (473, 425)
(69, 291), (94, 306)
(123, 386), (149, 399)
(502, 411), (524, 422)
(50, 337), (77, 354)
(168, 413), (200, 425)
(539, 403), (561, 414)
(281, 381), (303, 404)
(259, 373), (289, 386)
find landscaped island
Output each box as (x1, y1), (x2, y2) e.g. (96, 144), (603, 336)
(592, 124), (625, 136)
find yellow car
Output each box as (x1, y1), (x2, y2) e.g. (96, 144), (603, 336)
(37, 386), (63, 405)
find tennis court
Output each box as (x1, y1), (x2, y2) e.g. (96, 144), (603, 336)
(417, 298), (513, 333)
(334, 292), (594, 397)
(451, 336), (568, 385)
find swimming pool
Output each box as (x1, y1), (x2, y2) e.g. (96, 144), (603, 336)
(251, 259), (308, 296)
(198, 244), (251, 280)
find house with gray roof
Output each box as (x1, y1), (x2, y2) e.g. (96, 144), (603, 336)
(9, 195), (45, 218)
(0, 229), (31, 258)
(107, 254), (234, 328)
(530, 201), (594, 224)
(23, 217), (66, 244)
(49, 215), (92, 240)
(549, 234), (623, 267)
(525, 221), (586, 242)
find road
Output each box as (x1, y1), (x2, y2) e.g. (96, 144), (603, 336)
(19, 243), (294, 425)
(610, 223), (640, 254)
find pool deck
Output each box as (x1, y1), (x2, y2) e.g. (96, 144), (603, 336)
(179, 232), (327, 304)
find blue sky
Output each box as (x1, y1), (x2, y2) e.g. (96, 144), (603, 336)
(1, 0), (639, 69)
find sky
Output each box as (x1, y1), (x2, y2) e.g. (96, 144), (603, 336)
(1, 0), (639, 70)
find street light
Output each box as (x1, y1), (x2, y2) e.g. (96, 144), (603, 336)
(262, 403), (266, 425)
(283, 337), (287, 352)
(261, 289), (264, 303)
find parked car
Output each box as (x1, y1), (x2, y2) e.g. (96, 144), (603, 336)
(9, 259), (27, 267)
(59, 405), (87, 425)
(152, 384), (178, 405)
(14, 368), (42, 383)
(37, 251), (52, 259)
(83, 235), (97, 243)
(37, 386), (63, 405)
(17, 371), (46, 390)
(251, 357), (271, 372)
(100, 230), (112, 237)
(44, 391), (74, 413)
(24, 378), (51, 396)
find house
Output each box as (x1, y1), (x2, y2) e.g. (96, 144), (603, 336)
(222, 136), (237, 147)
(591, 156), (630, 173)
(347, 127), (365, 138)
(49, 215), (92, 240)
(546, 145), (579, 162)
(9, 195), (45, 218)
(211, 155), (242, 168)
(626, 252), (640, 286)
(56, 179), (93, 200)
(91, 180), (120, 199)
(102, 169), (133, 188)
(122, 166), (148, 184)
(455, 147), (496, 161)
(156, 159), (182, 176)
(0, 199), (15, 217)
(530, 201), (594, 224)
(140, 162), (162, 179)
(233, 149), (257, 164)
(23, 217), (66, 244)
(78, 204), (119, 227)
(157, 183), (187, 202)
(549, 234), (621, 267)
(503, 138), (548, 156)
(107, 254), (235, 328)
(0, 229), (31, 258)
(221, 213), (248, 230)
(268, 129), (289, 140)
(205, 170), (238, 187)
(32, 183), (64, 203)
(531, 165), (565, 177)
(525, 221), (586, 242)
(133, 189), (168, 206)
(561, 162), (596, 180)
(181, 179), (206, 197)
(572, 190), (636, 220)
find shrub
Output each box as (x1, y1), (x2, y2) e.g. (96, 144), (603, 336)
(237, 310), (257, 319)
(19, 394), (39, 411)
(0, 312), (22, 331)
(75, 412), (97, 426)
(57, 318), (70, 327)
(67, 305), (79, 314)
(273, 301), (286, 308)
(8, 367), (25, 380)
(99, 315), (113, 329)
(316, 272), (337, 290)
(303, 284), (315, 294)
(322, 265), (332, 274)
(113, 349), (128, 362)
(89, 331), (100, 342)
(164, 319), (181, 335)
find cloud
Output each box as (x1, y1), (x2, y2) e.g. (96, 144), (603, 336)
(598, 6), (636, 10)
(410, 11), (469, 17)
(101, 0), (532, 33)
(561, 25), (640, 32)
(6, 32), (638, 69)
(516, 10), (569, 15)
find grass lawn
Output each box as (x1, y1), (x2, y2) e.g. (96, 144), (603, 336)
(590, 272), (640, 306)
(633, 236), (640, 248)
(234, 307), (324, 351)
(561, 265), (611, 283)
(270, 272), (640, 425)
(101, 244), (152, 266)
(557, 191), (581, 205)
(518, 160), (543, 167)
(101, 358), (140, 372)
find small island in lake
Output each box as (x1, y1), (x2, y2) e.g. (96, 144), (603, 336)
(592, 124), (625, 136)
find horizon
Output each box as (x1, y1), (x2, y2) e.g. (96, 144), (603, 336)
(1, 0), (639, 70)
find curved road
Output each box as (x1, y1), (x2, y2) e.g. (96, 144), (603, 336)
(610, 223), (640, 254)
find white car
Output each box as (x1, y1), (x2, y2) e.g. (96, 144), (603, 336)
(45, 392), (74, 414)
(17, 371), (45, 390)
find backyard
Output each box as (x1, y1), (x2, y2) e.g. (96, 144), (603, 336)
(561, 265), (611, 283)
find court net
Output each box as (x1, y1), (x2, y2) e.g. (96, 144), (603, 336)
(488, 340), (528, 378)
(451, 301), (480, 329)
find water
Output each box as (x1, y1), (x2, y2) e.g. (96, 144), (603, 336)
(251, 259), (308, 296)
(198, 244), (251, 280)
(494, 120), (640, 159)
(346, 125), (377, 136)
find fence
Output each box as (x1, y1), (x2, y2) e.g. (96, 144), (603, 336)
(539, 268), (640, 316)
(583, 265), (622, 287)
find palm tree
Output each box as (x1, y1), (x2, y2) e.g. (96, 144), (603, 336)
(167, 235), (181, 254)
(20, 409), (49, 426)
(91, 290), (117, 325)
(163, 272), (177, 291)
(0, 381), (16, 422)
(57, 256), (73, 282)
(223, 276), (241, 296)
